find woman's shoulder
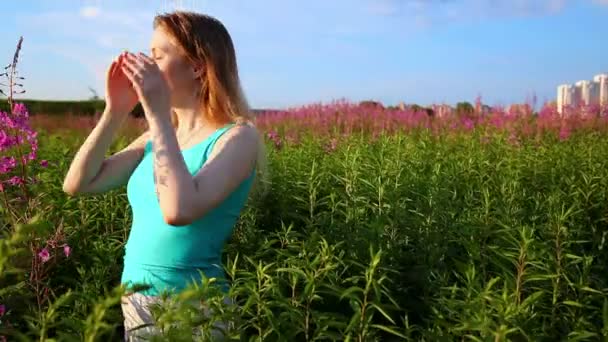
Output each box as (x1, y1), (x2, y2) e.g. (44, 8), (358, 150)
(206, 121), (260, 162)
(219, 121), (260, 145)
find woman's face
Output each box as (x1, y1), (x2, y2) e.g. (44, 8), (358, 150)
(149, 27), (200, 106)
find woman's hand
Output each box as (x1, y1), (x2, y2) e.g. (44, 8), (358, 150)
(121, 52), (171, 122)
(105, 52), (139, 117)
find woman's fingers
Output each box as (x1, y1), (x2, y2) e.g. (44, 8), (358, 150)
(122, 57), (142, 78)
(125, 53), (146, 71)
(137, 52), (155, 65)
(109, 53), (128, 79)
(108, 60), (117, 79)
(109, 53), (125, 78)
(120, 51), (160, 95)
(120, 64), (141, 91)
(120, 63), (136, 81)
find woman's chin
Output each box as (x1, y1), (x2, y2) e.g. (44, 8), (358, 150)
(168, 94), (195, 109)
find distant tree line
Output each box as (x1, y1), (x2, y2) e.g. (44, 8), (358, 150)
(0, 99), (278, 117)
(0, 99), (147, 117)
(0, 98), (483, 118)
(361, 99), (478, 117)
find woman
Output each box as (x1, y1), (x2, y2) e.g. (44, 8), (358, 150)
(62, 11), (267, 340)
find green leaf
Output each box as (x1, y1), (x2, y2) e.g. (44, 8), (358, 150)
(579, 286), (603, 294)
(603, 298), (608, 331)
(370, 324), (408, 339)
(369, 302), (396, 324)
(275, 267), (307, 279)
(563, 300), (584, 308)
(340, 286), (364, 300)
(520, 291), (544, 309)
(567, 330), (598, 341)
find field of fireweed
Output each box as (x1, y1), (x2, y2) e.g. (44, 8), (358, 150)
(3, 36), (608, 342)
(2, 93), (608, 341)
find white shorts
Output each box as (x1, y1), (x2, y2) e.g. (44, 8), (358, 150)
(121, 292), (235, 341)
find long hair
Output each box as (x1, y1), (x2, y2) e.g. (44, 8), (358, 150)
(153, 11), (269, 198)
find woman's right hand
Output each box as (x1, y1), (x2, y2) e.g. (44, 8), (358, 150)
(105, 52), (139, 117)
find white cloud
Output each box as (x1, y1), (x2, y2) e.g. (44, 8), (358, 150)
(362, 0), (572, 27)
(356, 0), (575, 34)
(406, 0), (428, 11)
(15, 6), (156, 99)
(366, 1), (400, 16)
(96, 35), (115, 48)
(12, 0), (596, 103)
(547, 0), (567, 13)
(452, 0), (569, 18)
(21, 6), (156, 51)
(593, 0), (608, 5)
(80, 6), (101, 18)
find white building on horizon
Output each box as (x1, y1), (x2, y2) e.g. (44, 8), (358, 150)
(595, 73), (608, 106)
(557, 84), (575, 113)
(576, 80), (592, 106)
(557, 73), (608, 114)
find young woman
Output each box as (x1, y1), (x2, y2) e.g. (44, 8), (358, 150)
(62, 11), (267, 340)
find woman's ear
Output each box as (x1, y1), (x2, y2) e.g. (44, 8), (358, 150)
(192, 65), (205, 80)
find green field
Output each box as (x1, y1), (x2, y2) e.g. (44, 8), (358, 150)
(2, 102), (608, 341)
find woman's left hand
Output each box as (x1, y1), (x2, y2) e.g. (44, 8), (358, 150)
(121, 52), (171, 121)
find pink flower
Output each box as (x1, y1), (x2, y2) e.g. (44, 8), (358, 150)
(462, 118), (475, 131)
(0, 304), (5, 316)
(63, 244), (71, 258)
(266, 130), (279, 140)
(38, 248), (50, 263)
(40, 160), (48, 167)
(7, 176), (24, 186)
(0, 156), (16, 174)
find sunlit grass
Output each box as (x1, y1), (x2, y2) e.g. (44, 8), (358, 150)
(2, 100), (608, 340)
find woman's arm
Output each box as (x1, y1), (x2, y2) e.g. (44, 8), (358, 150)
(146, 116), (258, 226)
(62, 110), (149, 196)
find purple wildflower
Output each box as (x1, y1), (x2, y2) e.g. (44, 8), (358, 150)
(38, 248), (50, 263)
(7, 176), (24, 186)
(63, 245), (71, 258)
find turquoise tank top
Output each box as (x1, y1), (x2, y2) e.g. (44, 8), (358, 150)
(121, 123), (254, 296)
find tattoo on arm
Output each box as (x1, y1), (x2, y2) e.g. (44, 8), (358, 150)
(152, 131), (171, 190)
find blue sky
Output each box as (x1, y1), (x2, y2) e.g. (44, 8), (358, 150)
(1, 0), (607, 109)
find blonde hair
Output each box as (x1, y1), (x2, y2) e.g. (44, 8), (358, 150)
(153, 10), (269, 198)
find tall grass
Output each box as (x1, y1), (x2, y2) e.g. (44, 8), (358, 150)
(3, 100), (608, 340)
(3, 38), (608, 341)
